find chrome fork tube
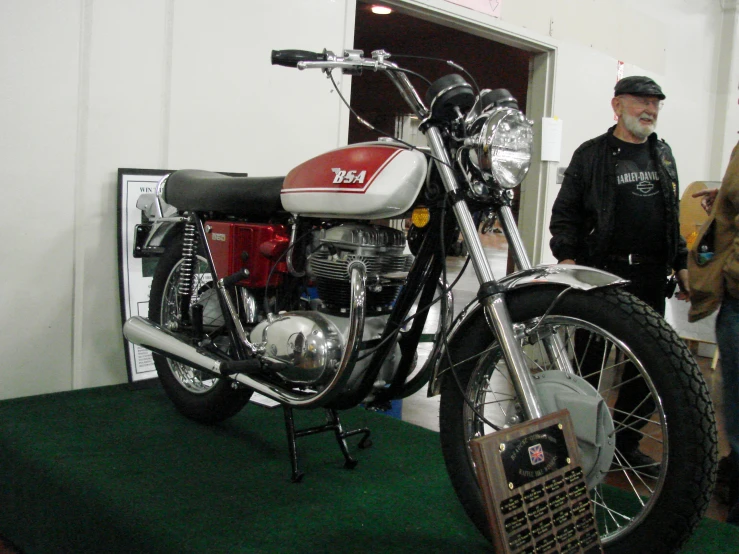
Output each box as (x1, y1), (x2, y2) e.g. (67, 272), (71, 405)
(498, 204), (531, 271)
(425, 126), (543, 419)
(499, 202), (575, 376)
(485, 295), (544, 419)
(426, 128), (493, 283)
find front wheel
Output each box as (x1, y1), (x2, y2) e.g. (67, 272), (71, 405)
(439, 286), (717, 553)
(149, 235), (252, 424)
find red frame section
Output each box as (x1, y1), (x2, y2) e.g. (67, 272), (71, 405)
(205, 221), (289, 288)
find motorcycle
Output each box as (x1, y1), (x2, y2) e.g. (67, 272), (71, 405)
(123, 48), (716, 553)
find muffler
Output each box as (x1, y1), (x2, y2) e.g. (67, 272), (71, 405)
(123, 316), (262, 376)
(123, 316), (225, 374)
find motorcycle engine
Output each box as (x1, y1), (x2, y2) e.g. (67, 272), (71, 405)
(248, 223), (412, 390)
(307, 223), (413, 315)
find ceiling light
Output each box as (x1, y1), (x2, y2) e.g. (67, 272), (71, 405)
(371, 5), (393, 15)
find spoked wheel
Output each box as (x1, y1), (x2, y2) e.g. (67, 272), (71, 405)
(149, 236), (252, 424)
(439, 286), (717, 553)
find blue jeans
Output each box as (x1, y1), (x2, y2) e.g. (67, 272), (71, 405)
(716, 294), (739, 458)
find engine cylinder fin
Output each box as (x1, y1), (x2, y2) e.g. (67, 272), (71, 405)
(307, 224), (413, 314)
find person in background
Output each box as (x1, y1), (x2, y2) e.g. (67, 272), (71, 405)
(690, 143), (739, 525)
(549, 76), (689, 479)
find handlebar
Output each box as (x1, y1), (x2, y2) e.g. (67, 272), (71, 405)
(271, 48), (392, 72)
(271, 48), (428, 118)
(270, 49), (327, 68)
(272, 50), (326, 67)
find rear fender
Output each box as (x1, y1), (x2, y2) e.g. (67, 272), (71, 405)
(145, 220), (183, 250)
(427, 264), (628, 395)
(133, 219), (184, 258)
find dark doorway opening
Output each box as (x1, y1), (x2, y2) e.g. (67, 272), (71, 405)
(349, 1), (533, 144)
(350, 2), (533, 275)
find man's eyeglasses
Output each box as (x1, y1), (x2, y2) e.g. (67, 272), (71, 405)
(621, 95), (664, 110)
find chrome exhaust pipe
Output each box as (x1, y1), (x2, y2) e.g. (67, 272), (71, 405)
(123, 316), (224, 374)
(122, 263), (367, 408)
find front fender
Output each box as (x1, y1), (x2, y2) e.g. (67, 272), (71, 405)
(428, 264), (627, 395)
(497, 264), (628, 292)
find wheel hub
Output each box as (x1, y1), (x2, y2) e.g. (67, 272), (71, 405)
(533, 370), (615, 489)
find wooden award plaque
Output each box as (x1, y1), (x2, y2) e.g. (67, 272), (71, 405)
(469, 409), (603, 554)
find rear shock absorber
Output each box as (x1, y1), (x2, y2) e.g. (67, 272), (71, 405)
(178, 220), (198, 324)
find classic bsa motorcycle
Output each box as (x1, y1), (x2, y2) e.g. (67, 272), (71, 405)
(123, 48), (716, 553)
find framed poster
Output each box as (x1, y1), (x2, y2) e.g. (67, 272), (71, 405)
(118, 168), (172, 382)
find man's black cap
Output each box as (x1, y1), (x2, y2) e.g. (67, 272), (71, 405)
(614, 76), (665, 100)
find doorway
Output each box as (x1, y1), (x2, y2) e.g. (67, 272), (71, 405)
(350, 1), (533, 273)
(349, 1), (532, 145)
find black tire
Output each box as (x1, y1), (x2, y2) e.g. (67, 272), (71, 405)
(439, 286), (717, 553)
(149, 235), (252, 424)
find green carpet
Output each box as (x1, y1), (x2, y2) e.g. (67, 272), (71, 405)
(0, 383), (736, 553)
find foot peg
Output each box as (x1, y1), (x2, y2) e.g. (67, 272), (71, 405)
(219, 358), (262, 376)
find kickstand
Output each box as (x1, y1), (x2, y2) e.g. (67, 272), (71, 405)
(282, 406), (372, 483)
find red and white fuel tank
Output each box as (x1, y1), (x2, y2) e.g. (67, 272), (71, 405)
(281, 142), (427, 219)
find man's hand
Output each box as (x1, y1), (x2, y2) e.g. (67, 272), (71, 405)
(692, 189), (718, 214)
(675, 268), (690, 301)
(559, 259), (576, 265)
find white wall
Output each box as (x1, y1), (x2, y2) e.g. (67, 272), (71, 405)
(0, 0), (734, 399)
(713, 5), (739, 174)
(0, 1), (81, 398)
(0, 0), (355, 400)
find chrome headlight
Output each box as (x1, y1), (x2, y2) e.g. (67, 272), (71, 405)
(472, 107), (533, 189)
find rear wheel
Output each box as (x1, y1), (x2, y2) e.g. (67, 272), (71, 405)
(439, 286), (717, 553)
(149, 236), (251, 424)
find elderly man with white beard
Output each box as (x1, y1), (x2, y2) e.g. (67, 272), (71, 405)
(549, 76), (689, 479)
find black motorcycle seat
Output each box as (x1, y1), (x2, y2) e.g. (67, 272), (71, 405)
(164, 169), (285, 219)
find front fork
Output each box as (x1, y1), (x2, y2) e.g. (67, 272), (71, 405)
(497, 202), (576, 381)
(426, 127), (573, 421)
